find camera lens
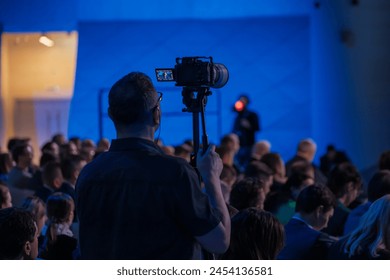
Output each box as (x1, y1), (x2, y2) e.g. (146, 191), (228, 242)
(212, 63), (229, 88)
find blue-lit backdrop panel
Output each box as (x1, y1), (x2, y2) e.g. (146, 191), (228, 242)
(69, 17), (310, 161)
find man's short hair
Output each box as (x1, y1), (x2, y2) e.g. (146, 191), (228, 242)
(230, 177), (265, 210)
(61, 155), (86, 180)
(260, 152), (282, 174)
(245, 161), (274, 180)
(297, 138), (316, 153)
(327, 162), (361, 198)
(11, 143), (30, 163)
(42, 162), (63, 186)
(108, 72), (156, 126)
(0, 208), (36, 259)
(39, 152), (58, 167)
(295, 184), (336, 214)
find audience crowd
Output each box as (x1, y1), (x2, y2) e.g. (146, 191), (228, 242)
(0, 130), (389, 260)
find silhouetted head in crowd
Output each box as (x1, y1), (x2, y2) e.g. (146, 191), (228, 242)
(220, 164), (237, 188)
(295, 184), (337, 231)
(0, 207), (38, 260)
(22, 196), (47, 235)
(220, 133), (240, 154)
(7, 138), (30, 154)
(61, 155), (87, 185)
(79, 139), (96, 163)
(44, 193), (75, 250)
(81, 139), (96, 150)
(41, 141), (60, 159)
(261, 152), (286, 183)
(327, 162), (362, 207)
(244, 161), (273, 195)
(343, 194), (390, 258)
(296, 138), (317, 162)
(160, 145), (175, 156)
(51, 133), (66, 146)
(46, 193), (74, 227)
(11, 143), (34, 169)
(326, 144), (336, 155)
(251, 140), (271, 160)
(285, 160), (315, 200)
(39, 152), (59, 167)
(96, 138), (110, 152)
(230, 177), (266, 210)
(60, 142), (79, 161)
(41, 192), (76, 260)
(219, 164), (238, 203)
(174, 144), (192, 162)
(216, 145), (236, 167)
(221, 208), (285, 260)
(42, 162), (63, 191)
(0, 184), (12, 209)
(108, 72), (161, 139)
(0, 153), (13, 175)
(290, 159), (315, 178)
(379, 150), (390, 171)
(68, 137), (81, 152)
(367, 170), (390, 202)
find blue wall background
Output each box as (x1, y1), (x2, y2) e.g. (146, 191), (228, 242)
(1, 0), (390, 171)
(69, 17), (310, 162)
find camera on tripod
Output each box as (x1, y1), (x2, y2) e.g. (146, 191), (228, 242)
(155, 56), (229, 88)
(154, 56), (229, 163)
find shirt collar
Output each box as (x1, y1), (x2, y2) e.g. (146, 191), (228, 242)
(292, 213), (314, 229)
(109, 137), (163, 154)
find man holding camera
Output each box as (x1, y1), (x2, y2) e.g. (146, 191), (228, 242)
(75, 72), (230, 259)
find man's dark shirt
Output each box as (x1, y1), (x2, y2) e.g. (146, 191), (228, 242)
(277, 217), (336, 260)
(34, 185), (55, 204)
(59, 181), (75, 200)
(75, 137), (221, 260)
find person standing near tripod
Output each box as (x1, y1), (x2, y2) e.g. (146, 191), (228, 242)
(75, 72), (230, 259)
(232, 94), (261, 169)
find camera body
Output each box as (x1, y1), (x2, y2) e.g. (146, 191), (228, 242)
(155, 56), (229, 89)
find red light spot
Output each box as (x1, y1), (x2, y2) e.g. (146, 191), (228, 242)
(234, 100), (244, 112)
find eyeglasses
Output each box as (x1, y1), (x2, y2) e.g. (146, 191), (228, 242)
(152, 92), (163, 111)
(157, 92), (163, 103)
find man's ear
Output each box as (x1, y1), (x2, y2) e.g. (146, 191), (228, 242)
(53, 177), (63, 189)
(153, 106), (160, 126)
(315, 205), (324, 218)
(346, 181), (355, 192)
(24, 241), (31, 258)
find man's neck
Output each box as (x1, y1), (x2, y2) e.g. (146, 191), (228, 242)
(338, 196), (349, 207)
(116, 125), (155, 141)
(65, 179), (76, 188)
(16, 163), (29, 172)
(294, 212), (317, 230)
